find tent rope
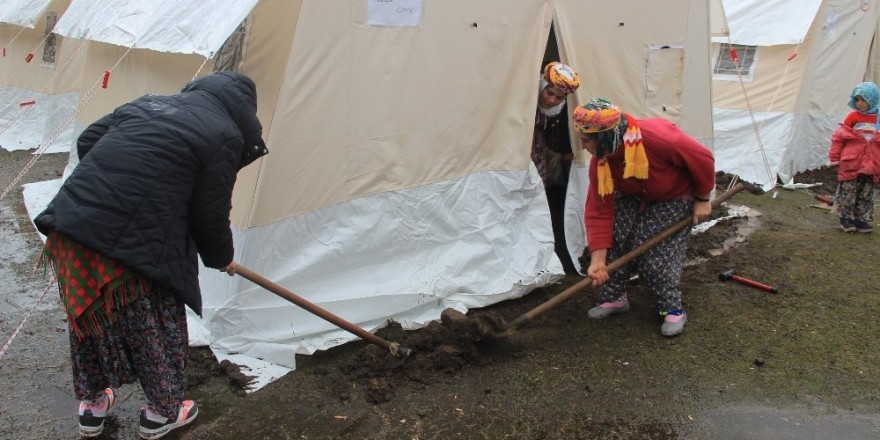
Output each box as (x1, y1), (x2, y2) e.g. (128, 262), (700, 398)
(0, 38), (88, 139)
(0, 25), (28, 61)
(0, 45), (134, 203)
(762, 46), (801, 186)
(728, 45), (774, 189)
(726, 39), (802, 192)
(0, 22), (56, 92)
(192, 56), (210, 81)
(748, 43), (801, 181)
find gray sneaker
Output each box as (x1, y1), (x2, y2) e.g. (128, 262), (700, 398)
(853, 220), (874, 233)
(587, 300), (630, 319)
(660, 312), (687, 337)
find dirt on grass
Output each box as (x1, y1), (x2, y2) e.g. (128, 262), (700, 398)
(3, 151), (880, 440)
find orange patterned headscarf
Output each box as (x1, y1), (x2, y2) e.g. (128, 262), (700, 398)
(573, 98), (649, 196)
(543, 62), (580, 95)
(573, 98), (622, 135)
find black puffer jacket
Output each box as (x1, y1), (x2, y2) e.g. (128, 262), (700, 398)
(35, 72), (268, 315)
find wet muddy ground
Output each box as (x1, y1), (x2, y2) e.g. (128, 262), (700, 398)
(2, 151), (880, 439)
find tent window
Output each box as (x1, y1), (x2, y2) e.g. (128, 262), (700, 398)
(213, 19), (249, 73)
(42, 11), (60, 66)
(713, 44), (757, 81)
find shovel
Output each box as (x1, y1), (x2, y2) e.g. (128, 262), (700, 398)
(503, 182), (754, 333)
(235, 265), (412, 358)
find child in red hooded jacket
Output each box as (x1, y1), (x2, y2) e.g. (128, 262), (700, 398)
(829, 82), (880, 233)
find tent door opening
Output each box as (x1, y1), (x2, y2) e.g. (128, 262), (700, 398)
(534, 23), (576, 274)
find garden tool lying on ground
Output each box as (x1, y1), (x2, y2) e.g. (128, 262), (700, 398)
(719, 269), (778, 293)
(814, 194), (834, 206)
(496, 180), (764, 335)
(235, 265), (413, 359)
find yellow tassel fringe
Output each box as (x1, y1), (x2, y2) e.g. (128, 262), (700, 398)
(597, 160), (614, 196)
(622, 124), (649, 179)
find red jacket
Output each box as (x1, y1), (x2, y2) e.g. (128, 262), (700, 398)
(828, 123), (880, 183)
(585, 117), (715, 251)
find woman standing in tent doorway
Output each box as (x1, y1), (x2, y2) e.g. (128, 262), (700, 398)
(533, 61), (580, 273)
(34, 72), (268, 439)
(572, 98), (714, 337)
(828, 81), (880, 233)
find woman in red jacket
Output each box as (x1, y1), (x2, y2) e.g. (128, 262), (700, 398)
(829, 82), (880, 233)
(572, 98), (715, 336)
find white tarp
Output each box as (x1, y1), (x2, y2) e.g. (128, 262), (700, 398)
(200, 168), (562, 370)
(53, 0), (259, 56)
(0, 87), (75, 153)
(0, 0), (52, 27)
(713, 0), (823, 45)
(713, 109), (841, 189)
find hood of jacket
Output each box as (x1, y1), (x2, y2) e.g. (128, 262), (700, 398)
(181, 72), (269, 169)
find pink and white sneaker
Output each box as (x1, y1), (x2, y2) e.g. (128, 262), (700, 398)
(78, 388), (116, 438)
(138, 400), (199, 439)
(661, 311), (688, 337)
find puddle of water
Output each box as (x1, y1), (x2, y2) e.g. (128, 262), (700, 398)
(686, 206), (761, 267)
(0, 203), (55, 313)
(0, 205), (31, 265)
(689, 405), (880, 440)
(719, 206), (761, 251)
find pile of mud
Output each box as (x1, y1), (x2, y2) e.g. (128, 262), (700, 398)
(322, 210), (757, 404)
(336, 309), (512, 403)
(187, 347), (256, 394)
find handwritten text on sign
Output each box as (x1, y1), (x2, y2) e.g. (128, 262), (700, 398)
(367, 0), (422, 27)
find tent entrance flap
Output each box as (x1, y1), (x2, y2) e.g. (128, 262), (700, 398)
(535, 20), (579, 274)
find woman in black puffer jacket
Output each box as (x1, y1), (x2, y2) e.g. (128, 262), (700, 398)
(35, 72), (267, 439)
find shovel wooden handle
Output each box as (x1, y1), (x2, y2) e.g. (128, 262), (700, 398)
(235, 265), (411, 357)
(505, 183), (746, 330)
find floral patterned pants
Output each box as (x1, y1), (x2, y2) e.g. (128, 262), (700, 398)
(596, 194), (692, 314)
(835, 175), (875, 222)
(69, 284), (188, 420)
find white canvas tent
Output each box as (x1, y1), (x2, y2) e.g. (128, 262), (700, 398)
(0, 0), (219, 155)
(0, 0), (77, 153)
(710, 0), (880, 189)
(15, 0), (713, 388)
